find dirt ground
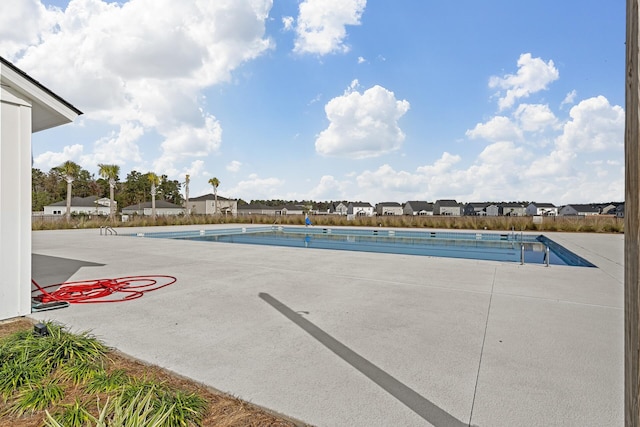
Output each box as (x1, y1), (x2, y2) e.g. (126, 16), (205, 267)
(0, 317), (306, 427)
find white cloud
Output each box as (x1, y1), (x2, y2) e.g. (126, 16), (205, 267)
(282, 16), (294, 31)
(293, 0), (366, 55)
(489, 53), (559, 110)
(0, 0), (60, 59)
(80, 122), (144, 166)
(357, 56), (366, 64)
(307, 175), (349, 200)
(315, 84), (410, 158)
(9, 0), (273, 178)
(153, 114), (223, 175)
(514, 104), (558, 132)
(560, 90), (577, 108)
(226, 160), (242, 172)
(34, 144), (84, 170)
(466, 116), (522, 142)
(556, 96), (625, 152)
(227, 174), (285, 200)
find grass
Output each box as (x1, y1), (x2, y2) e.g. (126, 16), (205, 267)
(33, 212), (624, 233)
(0, 319), (303, 427)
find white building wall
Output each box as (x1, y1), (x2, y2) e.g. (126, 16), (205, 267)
(0, 86), (32, 319)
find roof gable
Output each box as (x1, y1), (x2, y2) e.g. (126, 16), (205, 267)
(1, 56), (82, 132)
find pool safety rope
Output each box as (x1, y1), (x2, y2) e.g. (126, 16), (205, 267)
(31, 275), (177, 304)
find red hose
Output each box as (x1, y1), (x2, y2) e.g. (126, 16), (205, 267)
(32, 275), (177, 304)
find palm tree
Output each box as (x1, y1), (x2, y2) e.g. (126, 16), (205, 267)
(59, 160), (81, 221)
(208, 177), (220, 215)
(148, 173), (160, 219)
(98, 164), (120, 222)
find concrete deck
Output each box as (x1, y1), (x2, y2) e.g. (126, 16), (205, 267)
(30, 226), (623, 426)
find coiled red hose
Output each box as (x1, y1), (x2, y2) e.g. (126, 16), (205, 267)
(32, 275), (177, 304)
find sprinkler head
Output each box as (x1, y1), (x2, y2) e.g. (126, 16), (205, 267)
(33, 322), (49, 337)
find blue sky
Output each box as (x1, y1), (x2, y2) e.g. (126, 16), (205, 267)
(1, 0), (625, 204)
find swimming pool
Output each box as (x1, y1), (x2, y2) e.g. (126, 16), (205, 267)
(124, 226), (595, 267)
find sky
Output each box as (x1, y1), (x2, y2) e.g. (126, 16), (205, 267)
(1, 0), (625, 204)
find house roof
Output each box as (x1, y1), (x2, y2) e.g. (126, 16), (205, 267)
(349, 202), (373, 208)
(435, 199), (459, 207)
(122, 200), (183, 210)
(530, 202), (556, 208)
(189, 193), (235, 202)
(237, 203), (273, 210)
(1, 56), (83, 132)
(466, 202), (490, 208)
(565, 204), (600, 213)
(47, 196), (101, 207)
(377, 202), (402, 207)
(404, 201), (433, 211)
(501, 202), (525, 208)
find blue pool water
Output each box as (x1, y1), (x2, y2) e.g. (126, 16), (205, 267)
(124, 226), (595, 267)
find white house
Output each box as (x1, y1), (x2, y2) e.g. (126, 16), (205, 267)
(347, 202), (374, 217)
(1, 56), (82, 321)
(122, 200), (185, 216)
(44, 196), (112, 216)
(526, 202), (558, 216)
(188, 194), (238, 216)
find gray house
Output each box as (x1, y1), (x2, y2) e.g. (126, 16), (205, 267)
(403, 201), (434, 216)
(434, 199), (462, 216)
(463, 203), (489, 216)
(375, 202), (403, 216)
(485, 204), (500, 216)
(329, 202), (348, 215)
(559, 204), (600, 216)
(188, 194), (238, 216)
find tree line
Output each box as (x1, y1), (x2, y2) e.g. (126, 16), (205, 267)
(32, 161), (184, 216)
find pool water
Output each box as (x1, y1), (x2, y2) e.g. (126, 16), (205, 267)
(125, 226), (595, 267)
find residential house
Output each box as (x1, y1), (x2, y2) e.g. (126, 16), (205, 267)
(403, 201), (434, 216)
(44, 196), (112, 216)
(463, 203), (489, 216)
(500, 203), (527, 217)
(485, 204), (500, 217)
(558, 204), (600, 216)
(188, 194), (238, 216)
(329, 202), (348, 215)
(375, 202), (403, 216)
(599, 203), (620, 215)
(237, 203), (279, 216)
(279, 204), (306, 215)
(121, 200), (185, 216)
(434, 199), (462, 216)
(347, 202), (374, 217)
(526, 202), (558, 216)
(616, 203), (625, 218)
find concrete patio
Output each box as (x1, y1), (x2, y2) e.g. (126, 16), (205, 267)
(29, 226), (623, 426)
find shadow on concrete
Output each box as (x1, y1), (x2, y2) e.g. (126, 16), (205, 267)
(259, 292), (471, 427)
(32, 254), (104, 290)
